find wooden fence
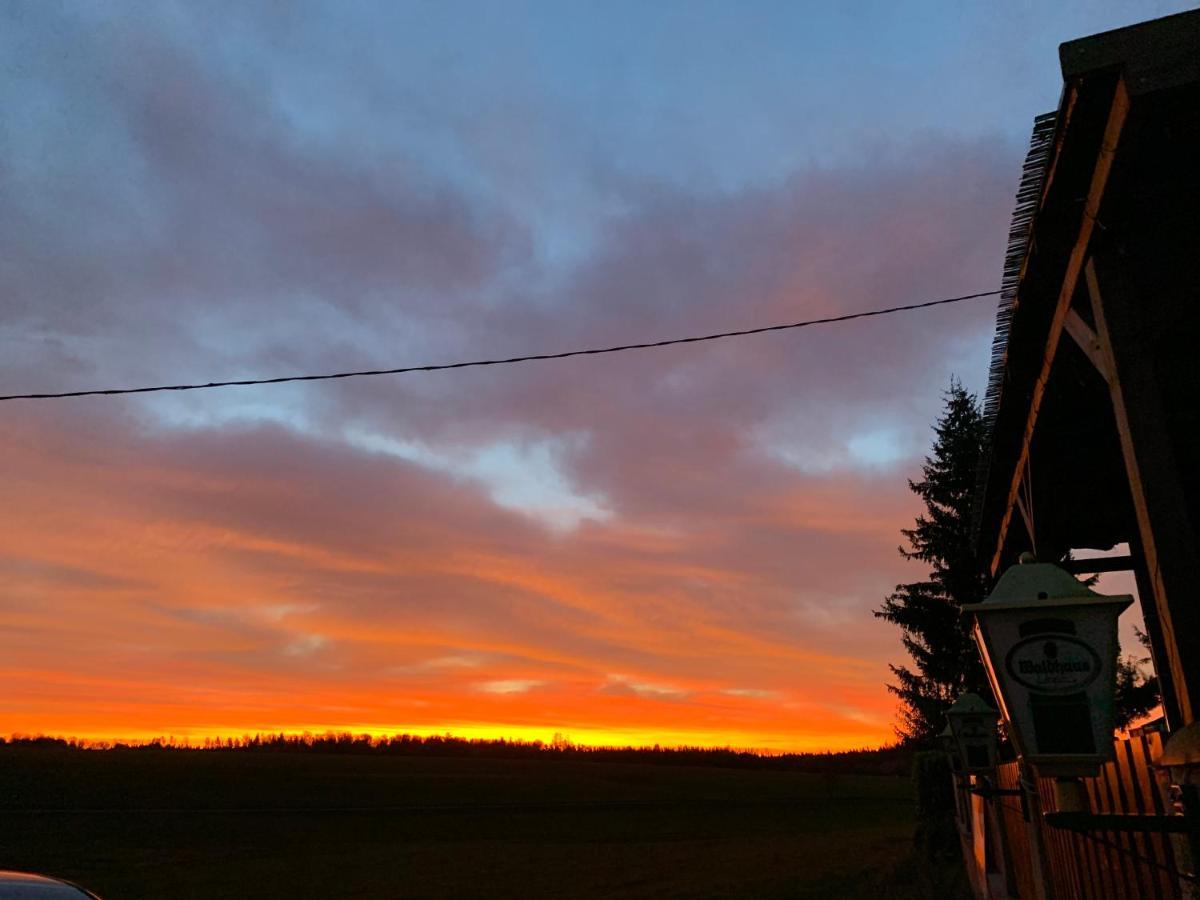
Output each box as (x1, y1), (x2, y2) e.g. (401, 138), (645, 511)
(958, 731), (1195, 899)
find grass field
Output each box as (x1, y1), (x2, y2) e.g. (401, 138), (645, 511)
(0, 747), (917, 898)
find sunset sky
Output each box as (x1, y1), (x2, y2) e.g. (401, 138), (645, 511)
(1, 1), (1184, 751)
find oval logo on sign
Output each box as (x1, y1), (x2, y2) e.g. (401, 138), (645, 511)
(1003, 636), (1101, 694)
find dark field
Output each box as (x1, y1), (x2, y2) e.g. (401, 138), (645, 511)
(0, 747), (916, 898)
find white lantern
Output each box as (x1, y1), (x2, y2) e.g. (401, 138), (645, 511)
(1160, 721), (1200, 788)
(938, 724), (964, 774)
(945, 692), (1000, 774)
(971, 561), (1132, 777)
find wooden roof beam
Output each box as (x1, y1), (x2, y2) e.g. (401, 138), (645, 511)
(1086, 253), (1200, 727)
(989, 77), (1130, 577)
(1062, 307), (1112, 384)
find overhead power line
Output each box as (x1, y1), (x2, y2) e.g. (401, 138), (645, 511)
(0, 290), (999, 403)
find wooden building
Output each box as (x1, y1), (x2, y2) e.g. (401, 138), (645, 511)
(974, 8), (1200, 732)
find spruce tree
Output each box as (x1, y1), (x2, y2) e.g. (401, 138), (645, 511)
(1114, 628), (1161, 729)
(875, 380), (990, 743)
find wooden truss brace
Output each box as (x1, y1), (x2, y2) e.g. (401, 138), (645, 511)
(990, 78), (1130, 576)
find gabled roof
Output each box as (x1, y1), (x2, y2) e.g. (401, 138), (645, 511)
(973, 8), (1200, 573)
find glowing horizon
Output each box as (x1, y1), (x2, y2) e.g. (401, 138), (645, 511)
(5, 724), (889, 755)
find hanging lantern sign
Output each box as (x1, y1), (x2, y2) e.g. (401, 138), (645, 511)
(938, 724), (959, 757)
(971, 561), (1132, 777)
(1159, 721), (1200, 790)
(945, 692), (1000, 774)
(938, 724), (964, 774)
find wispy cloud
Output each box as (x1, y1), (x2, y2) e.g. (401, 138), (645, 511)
(5, 0), (1174, 749)
(478, 680), (546, 695)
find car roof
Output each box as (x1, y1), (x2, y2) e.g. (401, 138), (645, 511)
(0, 871), (97, 898)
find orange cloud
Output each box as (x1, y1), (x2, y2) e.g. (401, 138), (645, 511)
(1, 404), (919, 751)
(0, 42), (1012, 751)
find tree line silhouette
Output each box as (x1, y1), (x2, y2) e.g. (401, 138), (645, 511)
(1, 732), (910, 775)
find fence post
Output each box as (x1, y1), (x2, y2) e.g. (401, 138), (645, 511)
(1020, 764), (1054, 900)
(988, 783), (1021, 898)
(971, 777), (989, 893)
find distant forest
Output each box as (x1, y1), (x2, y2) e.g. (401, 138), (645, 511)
(2, 732), (910, 775)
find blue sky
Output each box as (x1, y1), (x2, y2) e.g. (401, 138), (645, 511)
(1, 0), (1187, 745)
